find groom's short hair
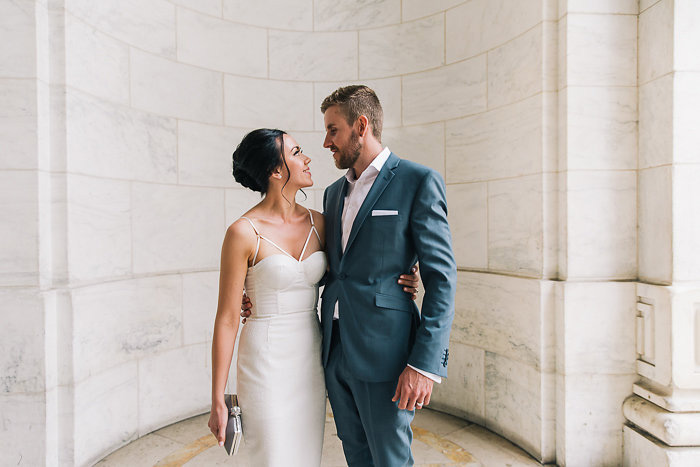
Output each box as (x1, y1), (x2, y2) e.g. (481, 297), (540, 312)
(321, 85), (383, 141)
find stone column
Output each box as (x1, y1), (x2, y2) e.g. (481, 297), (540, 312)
(623, 0), (700, 464)
(554, 1), (640, 465)
(0, 0), (58, 465)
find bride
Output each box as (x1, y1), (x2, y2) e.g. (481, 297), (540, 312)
(207, 129), (418, 466)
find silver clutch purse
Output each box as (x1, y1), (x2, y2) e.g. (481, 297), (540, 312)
(223, 394), (243, 456)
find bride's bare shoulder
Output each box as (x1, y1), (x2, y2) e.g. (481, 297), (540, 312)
(309, 209), (325, 229)
(225, 217), (258, 244)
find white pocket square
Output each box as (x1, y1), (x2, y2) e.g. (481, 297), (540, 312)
(372, 210), (398, 216)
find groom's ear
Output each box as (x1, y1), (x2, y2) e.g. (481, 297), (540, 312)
(356, 115), (369, 137)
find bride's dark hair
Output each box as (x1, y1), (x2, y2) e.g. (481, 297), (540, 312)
(232, 128), (288, 195)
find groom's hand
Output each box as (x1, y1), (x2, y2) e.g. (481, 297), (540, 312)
(240, 293), (252, 323)
(398, 264), (420, 300)
(392, 366), (433, 411)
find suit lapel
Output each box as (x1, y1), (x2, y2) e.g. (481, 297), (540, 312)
(343, 153), (400, 256)
(335, 179), (348, 259)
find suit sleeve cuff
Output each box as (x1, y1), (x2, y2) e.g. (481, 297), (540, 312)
(407, 364), (442, 384)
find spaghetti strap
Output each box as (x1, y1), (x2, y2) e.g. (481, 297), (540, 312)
(240, 216), (260, 235)
(241, 217), (261, 264)
(241, 211), (320, 264)
(305, 207), (315, 226)
(304, 208), (321, 245)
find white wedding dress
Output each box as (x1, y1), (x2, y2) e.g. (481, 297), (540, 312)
(236, 212), (327, 467)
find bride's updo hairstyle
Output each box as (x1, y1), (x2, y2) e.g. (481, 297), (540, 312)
(232, 128), (288, 194)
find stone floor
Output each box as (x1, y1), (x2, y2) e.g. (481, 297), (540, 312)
(97, 403), (541, 466)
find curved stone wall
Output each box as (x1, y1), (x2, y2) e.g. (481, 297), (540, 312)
(3, 0), (560, 464)
(58, 0), (561, 463)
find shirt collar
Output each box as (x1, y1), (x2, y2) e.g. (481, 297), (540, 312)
(344, 147), (391, 184)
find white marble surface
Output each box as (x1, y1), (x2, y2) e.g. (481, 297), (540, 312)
(65, 14), (130, 104)
(639, 166), (672, 283)
(131, 183), (223, 273)
(130, 50), (223, 124)
(673, 165), (700, 281)
(0, 392), (49, 467)
(138, 344), (210, 435)
(65, 90), (177, 182)
(177, 121), (245, 187)
(176, 8), (266, 77)
(182, 271), (219, 345)
(225, 188), (266, 225)
(488, 24), (544, 108)
(563, 0), (638, 14)
(673, 72), (700, 165)
(556, 281), (637, 375)
(565, 13), (637, 87)
(169, 0), (222, 17)
(269, 30), (358, 82)
(70, 275), (183, 380)
(624, 395), (700, 446)
(359, 15), (444, 78)
(431, 342), (485, 421)
(224, 75), (314, 131)
(314, 0), (400, 30)
(639, 0), (661, 11)
(0, 79), (38, 171)
(446, 183), (488, 269)
(0, 171), (38, 287)
(452, 272), (544, 368)
(674, 0), (700, 72)
(639, 75), (673, 169)
(563, 170), (637, 280)
(623, 425), (700, 467)
(402, 0), (466, 22)
(66, 0), (176, 58)
(638, 0), (673, 85)
(562, 86), (637, 170)
(557, 373), (636, 466)
(383, 123), (445, 176)
(67, 174), (131, 282)
(313, 77), (402, 130)
(446, 0), (543, 64)
(446, 94), (544, 183)
(0, 0), (37, 78)
(0, 288), (45, 393)
(636, 283), (673, 387)
(488, 175), (544, 277)
(542, 172), (558, 279)
(484, 352), (553, 460)
(402, 56), (487, 125)
(222, 0), (313, 31)
(73, 361), (139, 466)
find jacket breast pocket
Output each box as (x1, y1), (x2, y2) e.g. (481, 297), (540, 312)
(375, 292), (414, 314)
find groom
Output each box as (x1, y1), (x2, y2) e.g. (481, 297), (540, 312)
(320, 85), (456, 466)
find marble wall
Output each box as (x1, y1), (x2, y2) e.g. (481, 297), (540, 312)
(623, 1), (700, 465)
(4, 0), (690, 466)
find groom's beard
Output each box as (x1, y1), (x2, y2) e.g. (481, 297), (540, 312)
(334, 130), (361, 170)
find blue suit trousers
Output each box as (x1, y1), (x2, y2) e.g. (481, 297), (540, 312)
(325, 320), (415, 467)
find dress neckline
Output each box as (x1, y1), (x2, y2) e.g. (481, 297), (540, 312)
(241, 208), (322, 265)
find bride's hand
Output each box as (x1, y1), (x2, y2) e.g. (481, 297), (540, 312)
(208, 400), (229, 446)
(398, 264), (420, 300)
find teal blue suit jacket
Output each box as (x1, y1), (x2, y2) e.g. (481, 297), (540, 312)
(321, 152), (456, 382)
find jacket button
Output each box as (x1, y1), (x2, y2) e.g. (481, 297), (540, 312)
(339, 273), (346, 280)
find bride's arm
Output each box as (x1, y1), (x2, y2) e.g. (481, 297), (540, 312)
(208, 220), (255, 446)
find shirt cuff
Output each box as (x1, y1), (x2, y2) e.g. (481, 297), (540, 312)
(407, 364), (442, 384)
